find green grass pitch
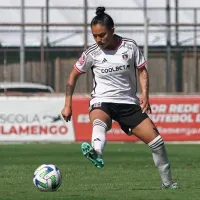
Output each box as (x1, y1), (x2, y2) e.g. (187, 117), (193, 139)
(0, 143), (200, 200)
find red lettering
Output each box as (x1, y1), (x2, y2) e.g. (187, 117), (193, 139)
(19, 126), (29, 134)
(31, 126), (37, 135)
(39, 126), (48, 134)
(49, 126), (57, 134)
(9, 126), (18, 134)
(0, 126), (8, 134)
(59, 126), (68, 135)
(0, 125), (68, 135)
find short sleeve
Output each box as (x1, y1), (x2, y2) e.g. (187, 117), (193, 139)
(74, 52), (93, 73)
(134, 45), (147, 69)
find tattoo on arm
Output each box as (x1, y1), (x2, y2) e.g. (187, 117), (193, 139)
(66, 84), (74, 96)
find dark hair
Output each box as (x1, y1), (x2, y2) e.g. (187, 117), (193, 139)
(91, 7), (114, 30)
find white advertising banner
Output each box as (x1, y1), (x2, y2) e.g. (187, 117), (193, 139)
(0, 96), (75, 142)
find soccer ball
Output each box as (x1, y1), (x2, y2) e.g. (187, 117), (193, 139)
(33, 164), (62, 191)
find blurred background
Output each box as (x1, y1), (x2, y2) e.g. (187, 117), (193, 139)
(0, 0), (199, 94)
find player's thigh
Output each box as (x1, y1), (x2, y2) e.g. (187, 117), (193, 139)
(89, 103), (112, 127)
(132, 117), (159, 144)
(116, 104), (147, 135)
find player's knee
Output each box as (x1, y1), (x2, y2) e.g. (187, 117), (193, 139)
(148, 135), (164, 151)
(162, 163), (171, 171)
(93, 119), (107, 129)
(92, 119), (107, 140)
(92, 119), (107, 146)
(92, 119), (110, 131)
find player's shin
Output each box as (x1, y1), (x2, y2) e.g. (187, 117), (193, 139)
(91, 119), (107, 155)
(148, 135), (173, 186)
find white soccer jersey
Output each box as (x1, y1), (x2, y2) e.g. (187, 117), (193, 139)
(74, 36), (147, 106)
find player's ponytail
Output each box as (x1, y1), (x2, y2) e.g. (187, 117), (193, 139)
(91, 7), (114, 30)
(96, 7), (105, 16)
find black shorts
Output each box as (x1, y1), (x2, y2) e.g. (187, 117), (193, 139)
(89, 102), (148, 135)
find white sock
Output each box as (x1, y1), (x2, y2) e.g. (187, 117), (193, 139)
(148, 135), (173, 186)
(91, 119), (107, 155)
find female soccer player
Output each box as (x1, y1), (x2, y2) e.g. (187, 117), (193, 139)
(61, 7), (179, 189)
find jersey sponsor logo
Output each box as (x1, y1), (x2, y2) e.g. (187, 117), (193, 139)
(78, 54), (86, 66)
(101, 65), (130, 73)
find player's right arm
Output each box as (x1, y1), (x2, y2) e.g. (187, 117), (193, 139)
(61, 52), (93, 122)
(61, 68), (82, 122)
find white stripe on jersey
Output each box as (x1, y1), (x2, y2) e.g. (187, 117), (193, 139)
(137, 61), (147, 69)
(74, 36), (147, 105)
(85, 44), (98, 55)
(74, 64), (85, 73)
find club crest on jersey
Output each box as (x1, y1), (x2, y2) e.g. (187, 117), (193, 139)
(78, 54), (86, 66)
(122, 54), (128, 60)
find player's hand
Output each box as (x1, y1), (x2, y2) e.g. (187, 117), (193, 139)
(140, 97), (152, 114)
(61, 106), (72, 122)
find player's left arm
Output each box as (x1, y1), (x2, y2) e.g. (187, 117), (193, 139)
(133, 42), (151, 113)
(137, 66), (151, 113)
